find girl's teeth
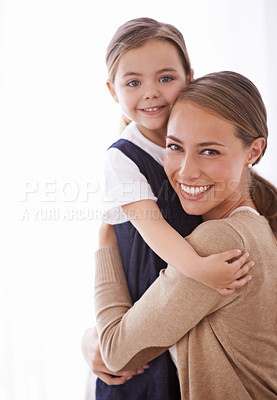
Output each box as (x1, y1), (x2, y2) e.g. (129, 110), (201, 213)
(144, 107), (161, 112)
(180, 184), (210, 195)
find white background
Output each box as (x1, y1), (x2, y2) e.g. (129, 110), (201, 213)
(1, 0), (276, 399)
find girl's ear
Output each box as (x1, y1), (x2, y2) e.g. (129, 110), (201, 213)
(106, 81), (119, 103)
(246, 137), (266, 166)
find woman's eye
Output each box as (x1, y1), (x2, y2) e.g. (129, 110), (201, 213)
(127, 80), (141, 87)
(160, 76), (173, 83)
(201, 149), (220, 156)
(167, 143), (182, 151)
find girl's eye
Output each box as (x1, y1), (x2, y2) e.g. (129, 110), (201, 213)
(166, 143), (183, 151)
(201, 149), (220, 156)
(127, 80), (141, 87)
(160, 76), (173, 83)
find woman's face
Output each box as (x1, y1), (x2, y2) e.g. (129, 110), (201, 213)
(164, 101), (251, 221)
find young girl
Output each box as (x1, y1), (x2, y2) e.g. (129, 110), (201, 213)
(94, 18), (252, 400)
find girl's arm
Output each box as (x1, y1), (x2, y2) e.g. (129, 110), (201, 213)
(122, 200), (253, 295)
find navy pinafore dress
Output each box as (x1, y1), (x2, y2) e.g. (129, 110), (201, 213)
(96, 139), (202, 400)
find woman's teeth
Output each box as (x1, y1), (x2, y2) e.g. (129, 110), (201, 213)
(180, 184), (211, 195)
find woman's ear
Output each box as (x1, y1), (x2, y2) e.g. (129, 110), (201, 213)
(247, 137), (266, 166)
(106, 80), (119, 103)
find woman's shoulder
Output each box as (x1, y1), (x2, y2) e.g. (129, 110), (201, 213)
(186, 210), (270, 257)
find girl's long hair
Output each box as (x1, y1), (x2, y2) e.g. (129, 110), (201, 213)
(106, 17), (193, 131)
(176, 71), (277, 236)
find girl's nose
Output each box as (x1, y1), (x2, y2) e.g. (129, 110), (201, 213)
(143, 84), (160, 100)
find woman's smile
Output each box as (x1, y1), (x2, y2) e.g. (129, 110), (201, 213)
(165, 101), (251, 220)
(179, 183), (214, 199)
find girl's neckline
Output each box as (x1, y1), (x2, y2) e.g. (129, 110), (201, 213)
(228, 206), (260, 218)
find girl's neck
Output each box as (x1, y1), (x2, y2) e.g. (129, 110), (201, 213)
(136, 124), (166, 148)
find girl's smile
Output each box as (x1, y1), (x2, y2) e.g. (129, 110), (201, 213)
(139, 105), (166, 115)
(107, 39), (188, 147)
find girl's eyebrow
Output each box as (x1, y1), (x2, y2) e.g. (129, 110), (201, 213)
(122, 72), (143, 78)
(166, 135), (226, 147)
(158, 67), (178, 74)
(122, 68), (178, 78)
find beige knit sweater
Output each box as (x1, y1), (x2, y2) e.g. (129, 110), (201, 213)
(94, 210), (277, 399)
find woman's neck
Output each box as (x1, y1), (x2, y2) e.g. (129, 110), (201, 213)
(203, 195), (257, 221)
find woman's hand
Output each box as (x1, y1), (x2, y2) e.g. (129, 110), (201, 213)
(81, 327), (149, 385)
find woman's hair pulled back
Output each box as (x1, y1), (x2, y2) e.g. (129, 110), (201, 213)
(176, 71), (277, 235)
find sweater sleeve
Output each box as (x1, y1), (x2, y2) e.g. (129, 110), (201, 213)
(94, 220), (246, 372)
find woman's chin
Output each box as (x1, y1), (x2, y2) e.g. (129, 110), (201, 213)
(179, 201), (209, 217)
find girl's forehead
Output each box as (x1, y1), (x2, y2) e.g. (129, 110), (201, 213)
(116, 40), (185, 72)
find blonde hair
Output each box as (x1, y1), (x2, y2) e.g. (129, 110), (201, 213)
(176, 71), (277, 235)
(106, 17), (193, 131)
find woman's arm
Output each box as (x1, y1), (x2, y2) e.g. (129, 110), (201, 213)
(81, 327), (149, 385)
(122, 200), (253, 294)
(94, 221), (248, 372)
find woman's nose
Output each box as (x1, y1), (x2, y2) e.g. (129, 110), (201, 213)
(178, 155), (200, 181)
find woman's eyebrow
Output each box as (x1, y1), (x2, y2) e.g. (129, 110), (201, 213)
(166, 135), (183, 143)
(198, 142), (226, 147)
(166, 136), (227, 147)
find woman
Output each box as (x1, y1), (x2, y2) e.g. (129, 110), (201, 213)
(94, 71), (277, 399)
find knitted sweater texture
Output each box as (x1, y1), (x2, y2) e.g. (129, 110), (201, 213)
(94, 211), (277, 399)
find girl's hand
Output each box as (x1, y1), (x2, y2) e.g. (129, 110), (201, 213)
(202, 250), (254, 295)
(81, 327), (149, 385)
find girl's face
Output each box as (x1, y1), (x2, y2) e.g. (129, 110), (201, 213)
(108, 39), (188, 147)
(165, 102), (258, 221)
